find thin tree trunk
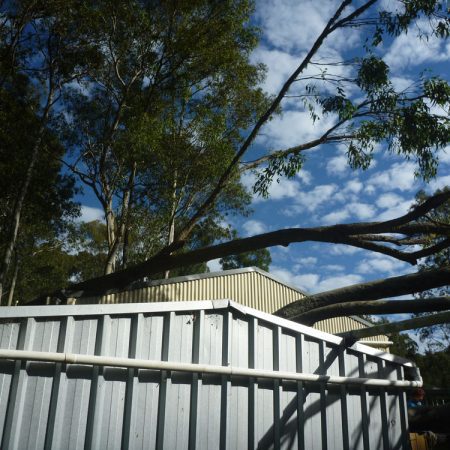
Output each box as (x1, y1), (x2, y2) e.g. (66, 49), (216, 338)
(165, 170), (177, 279)
(104, 199), (117, 275)
(104, 164), (136, 275)
(122, 168), (136, 270)
(122, 224), (130, 270)
(7, 255), (19, 306)
(0, 89), (53, 300)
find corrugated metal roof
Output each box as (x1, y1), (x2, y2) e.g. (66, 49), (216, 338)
(76, 267), (390, 348)
(0, 301), (415, 449)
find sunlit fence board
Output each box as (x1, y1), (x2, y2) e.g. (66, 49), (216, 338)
(0, 300), (418, 449)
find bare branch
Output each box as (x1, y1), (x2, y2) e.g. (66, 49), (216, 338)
(329, 0), (379, 32)
(176, 1), (354, 241)
(410, 237), (450, 260)
(338, 311), (450, 341)
(241, 134), (355, 171)
(298, 296), (450, 325)
(276, 266), (450, 321)
(46, 226), (448, 301)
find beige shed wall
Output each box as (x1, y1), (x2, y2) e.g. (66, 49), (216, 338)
(77, 270), (389, 347)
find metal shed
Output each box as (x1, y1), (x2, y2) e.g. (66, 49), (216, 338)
(74, 267), (391, 349)
(0, 300), (419, 450)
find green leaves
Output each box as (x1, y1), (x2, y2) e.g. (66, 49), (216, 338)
(321, 95), (356, 120)
(356, 56), (390, 94)
(424, 77), (450, 106)
(378, 0), (449, 38)
(254, 153), (304, 198)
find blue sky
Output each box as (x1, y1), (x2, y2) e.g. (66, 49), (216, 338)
(77, 0), (449, 310)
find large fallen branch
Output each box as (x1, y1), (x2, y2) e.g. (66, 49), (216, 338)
(338, 311), (450, 341)
(293, 296), (450, 326)
(31, 192), (449, 301)
(275, 266), (450, 322)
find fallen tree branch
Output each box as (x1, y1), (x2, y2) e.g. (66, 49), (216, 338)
(275, 266), (450, 321)
(338, 311), (450, 340)
(28, 191), (449, 302)
(44, 233), (449, 301)
(297, 296), (450, 326)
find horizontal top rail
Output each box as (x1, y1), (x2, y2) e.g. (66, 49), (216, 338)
(0, 349), (422, 388)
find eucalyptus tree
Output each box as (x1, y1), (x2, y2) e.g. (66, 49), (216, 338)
(0, 0), (97, 299)
(50, 0), (450, 340)
(413, 188), (450, 350)
(0, 84), (79, 305)
(64, 0), (268, 274)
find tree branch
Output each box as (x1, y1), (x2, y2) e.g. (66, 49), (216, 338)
(176, 0), (353, 242)
(338, 311), (450, 341)
(276, 266), (450, 321)
(240, 134), (355, 171)
(298, 296), (450, 326)
(30, 193), (449, 301)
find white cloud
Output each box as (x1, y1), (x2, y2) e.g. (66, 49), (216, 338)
(242, 170), (302, 203)
(255, 0), (336, 52)
(384, 19), (450, 71)
(438, 146), (450, 165)
(267, 178), (302, 200)
(347, 202), (376, 220)
(271, 265), (363, 293)
(207, 258), (222, 272)
(241, 171), (256, 192)
(290, 184), (338, 213)
(251, 47), (299, 94)
(330, 245), (362, 255)
(376, 193), (404, 209)
(296, 170), (312, 185)
(259, 110), (337, 149)
(390, 76), (415, 93)
(321, 201), (375, 224)
(378, 0), (405, 13)
(294, 274), (321, 291)
(315, 274), (363, 292)
(242, 220), (266, 236)
(321, 209), (350, 224)
(322, 264), (345, 272)
(293, 256), (318, 268)
(367, 162), (418, 192)
(326, 154), (349, 176)
(428, 175), (450, 192)
(376, 199), (414, 221)
(77, 205), (104, 223)
(356, 255), (407, 276)
(344, 179), (363, 194)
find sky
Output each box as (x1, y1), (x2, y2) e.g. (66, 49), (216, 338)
(77, 0), (449, 322)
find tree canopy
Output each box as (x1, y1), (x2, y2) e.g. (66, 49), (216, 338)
(0, 0), (449, 343)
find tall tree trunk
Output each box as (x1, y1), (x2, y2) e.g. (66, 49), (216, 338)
(7, 254), (19, 306)
(0, 90), (53, 301)
(104, 199), (117, 275)
(121, 170), (136, 270)
(122, 224), (130, 270)
(104, 164), (136, 275)
(165, 170), (178, 279)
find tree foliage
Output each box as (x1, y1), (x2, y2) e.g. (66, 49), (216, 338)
(0, 82), (79, 305)
(413, 188), (450, 351)
(61, 0), (269, 274)
(0, 0), (449, 340)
